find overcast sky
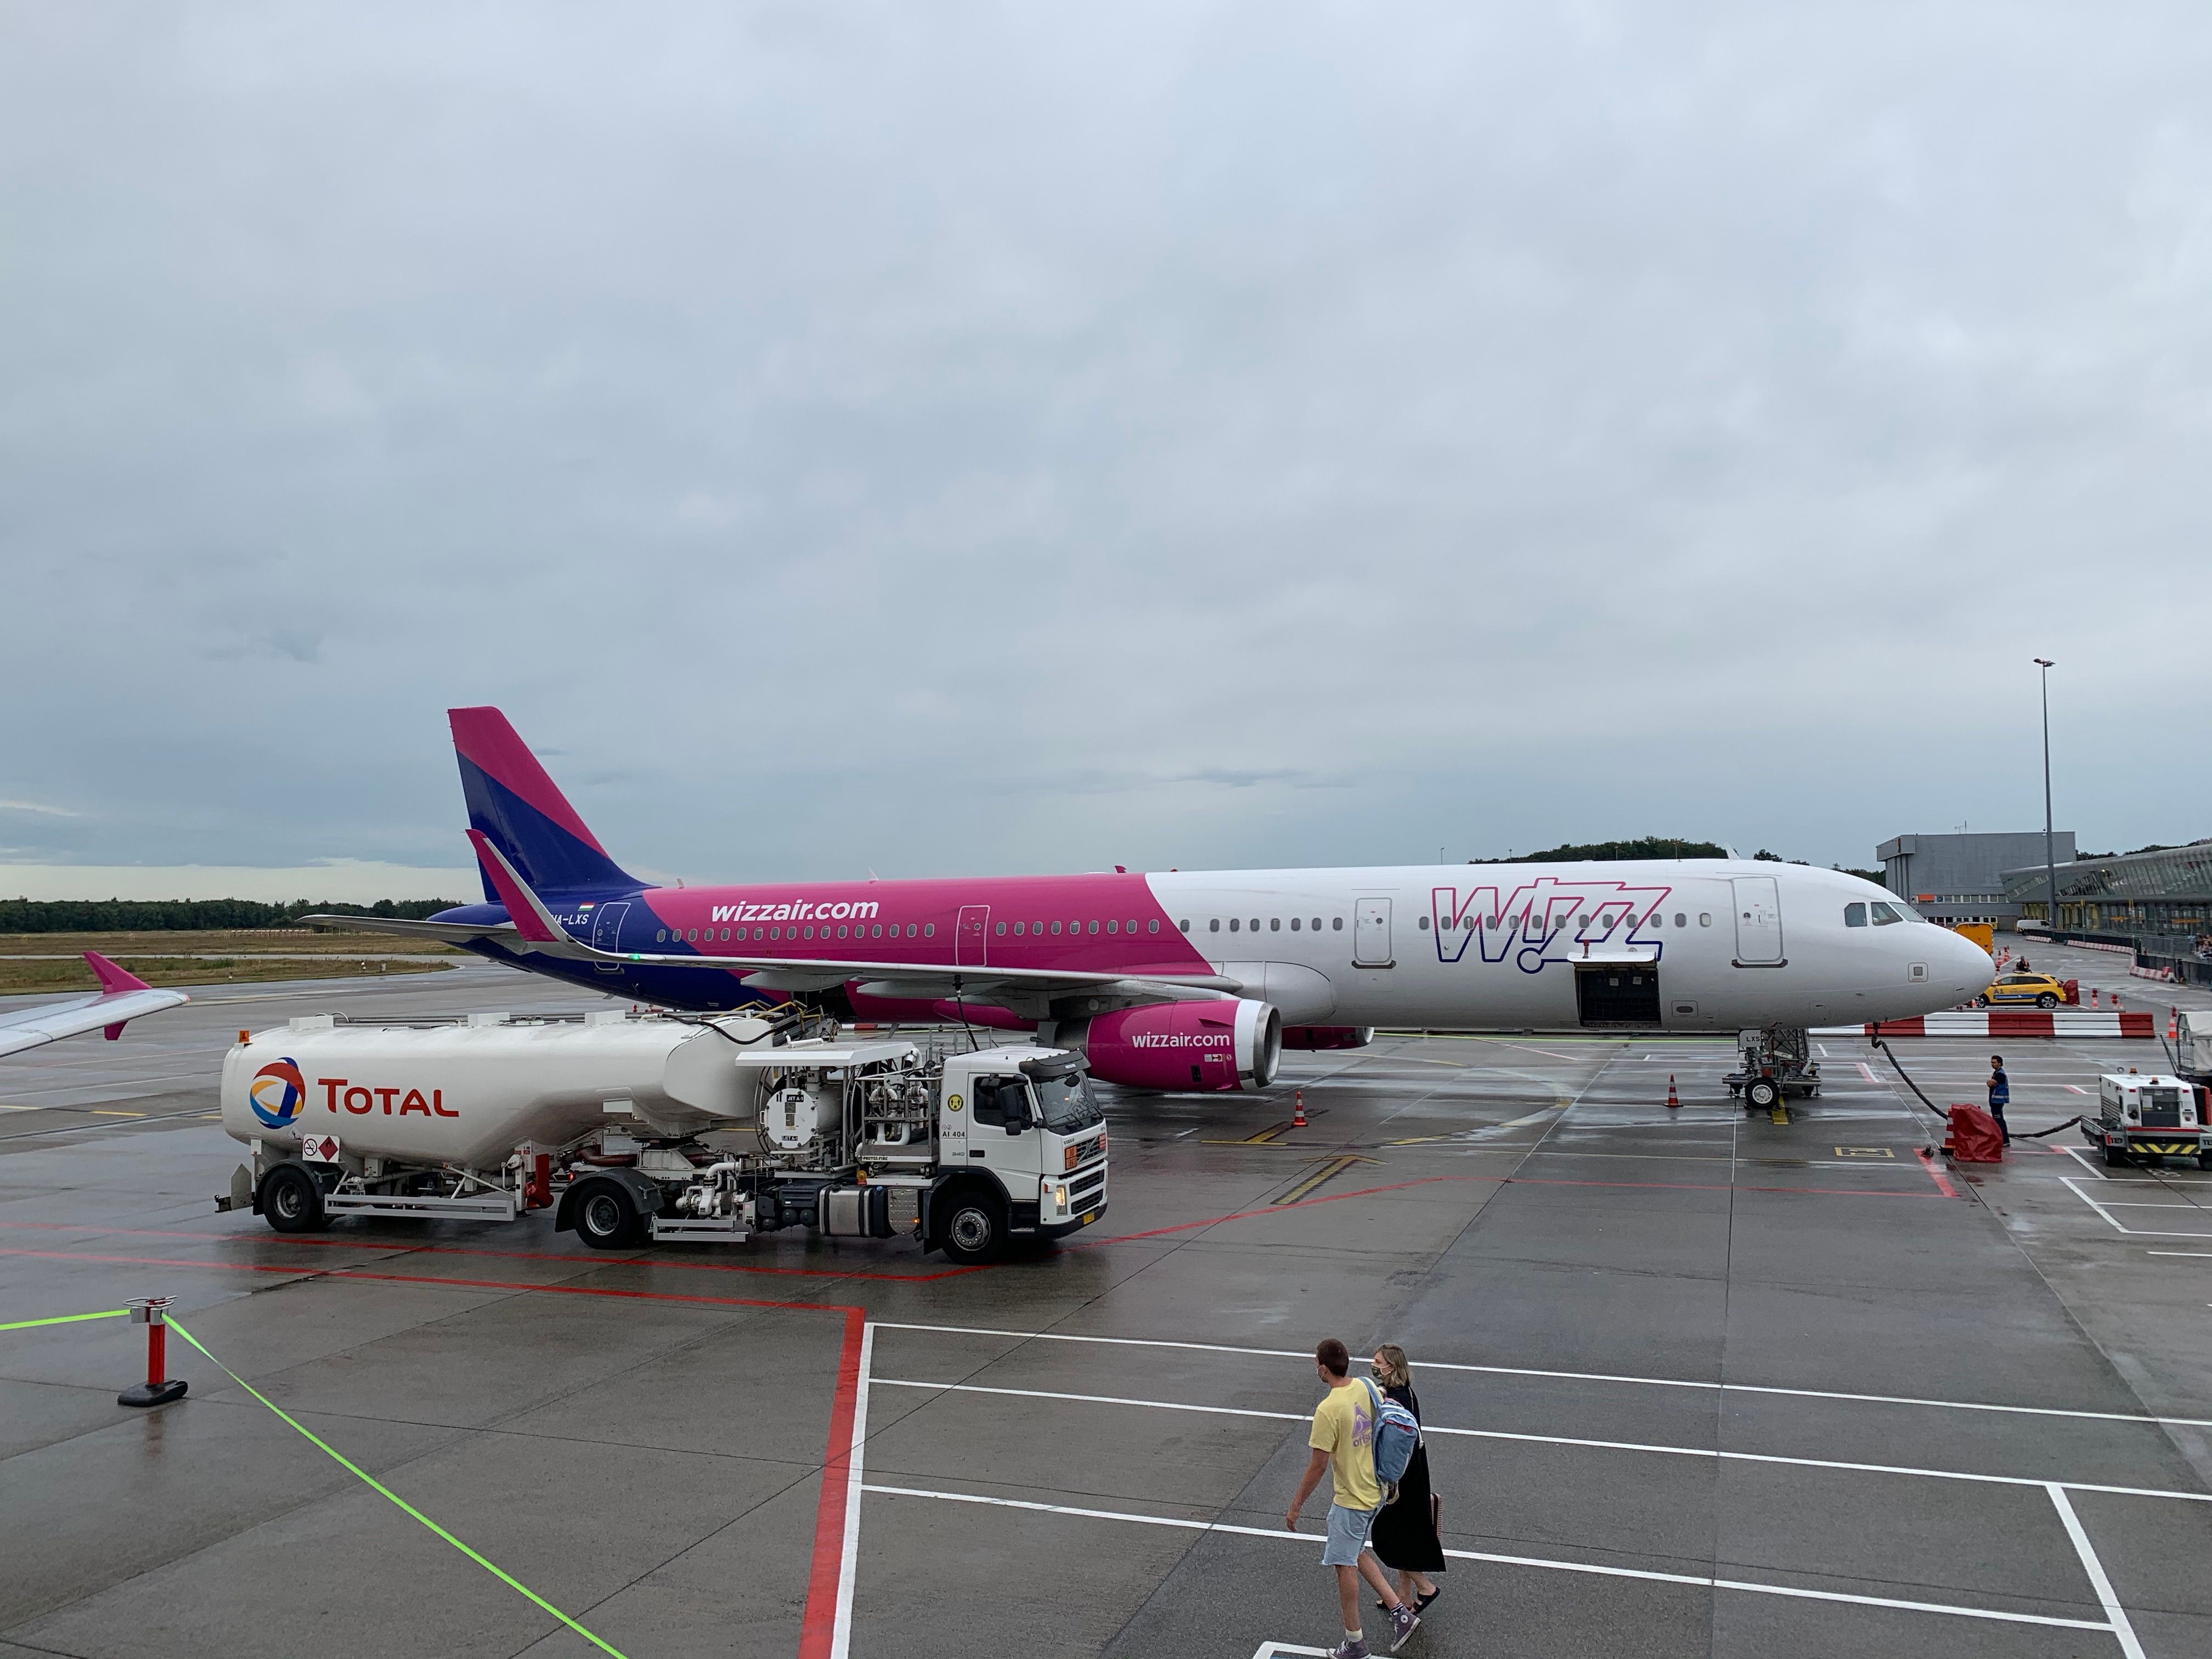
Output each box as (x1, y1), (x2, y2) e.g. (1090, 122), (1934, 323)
(4, 3), (2208, 899)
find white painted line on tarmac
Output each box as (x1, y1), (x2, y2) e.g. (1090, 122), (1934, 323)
(872, 1378), (2212, 1503)
(2047, 1485), (2148, 1659)
(870, 1322), (2212, 1431)
(2147, 1251), (2212, 1259)
(2061, 1177), (2212, 1241)
(860, 1485), (2117, 1633)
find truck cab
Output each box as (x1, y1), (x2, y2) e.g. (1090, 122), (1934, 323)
(924, 1047), (1108, 1262)
(2085, 1073), (2211, 1168)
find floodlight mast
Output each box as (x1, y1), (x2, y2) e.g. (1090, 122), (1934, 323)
(2034, 658), (2057, 936)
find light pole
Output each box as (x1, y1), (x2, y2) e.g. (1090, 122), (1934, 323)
(2035, 658), (2057, 935)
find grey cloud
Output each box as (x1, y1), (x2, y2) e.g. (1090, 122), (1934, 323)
(2, 3), (2208, 885)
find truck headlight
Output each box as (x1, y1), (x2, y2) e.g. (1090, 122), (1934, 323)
(1053, 1185), (1068, 1209)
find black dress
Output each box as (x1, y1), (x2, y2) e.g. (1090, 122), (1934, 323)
(1369, 1381), (1446, 1574)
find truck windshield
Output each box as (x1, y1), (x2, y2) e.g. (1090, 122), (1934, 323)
(1030, 1067), (1103, 1132)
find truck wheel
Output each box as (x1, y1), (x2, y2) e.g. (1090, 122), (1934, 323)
(2036, 993), (2058, 1009)
(940, 1195), (1005, 1264)
(573, 1181), (642, 1250)
(1746, 1077), (1781, 1111)
(2103, 1144), (2128, 1168)
(261, 1164), (328, 1234)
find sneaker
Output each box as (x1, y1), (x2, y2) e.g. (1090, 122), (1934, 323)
(1329, 1640), (1370, 1659)
(1387, 1603), (1421, 1651)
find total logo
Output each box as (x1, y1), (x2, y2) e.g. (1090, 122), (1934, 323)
(248, 1057), (308, 1130)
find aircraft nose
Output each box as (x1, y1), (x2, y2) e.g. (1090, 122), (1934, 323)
(1936, 927), (1993, 996)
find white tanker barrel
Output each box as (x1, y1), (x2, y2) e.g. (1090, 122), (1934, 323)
(220, 1013), (773, 1170)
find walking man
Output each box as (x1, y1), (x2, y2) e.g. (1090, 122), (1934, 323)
(1987, 1053), (2012, 1147)
(1286, 1338), (1420, 1656)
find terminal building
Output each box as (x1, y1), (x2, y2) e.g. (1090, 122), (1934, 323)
(1877, 831), (2074, 929)
(2000, 841), (2212, 947)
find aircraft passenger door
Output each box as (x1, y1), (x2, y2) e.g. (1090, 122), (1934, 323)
(1354, 898), (1394, 967)
(1730, 877), (1784, 964)
(589, 902), (629, 973)
(956, 905), (989, 967)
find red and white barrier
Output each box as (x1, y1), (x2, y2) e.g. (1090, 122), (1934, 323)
(1819, 1011), (2156, 1039)
(2130, 964), (2176, 983)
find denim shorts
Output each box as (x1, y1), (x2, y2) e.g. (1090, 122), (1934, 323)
(1322, 1501), (1380, 1566)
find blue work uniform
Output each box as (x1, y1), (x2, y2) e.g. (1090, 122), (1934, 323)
(1987, 1066), (2011, 1145)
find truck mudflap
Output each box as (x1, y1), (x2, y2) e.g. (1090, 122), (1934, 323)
(554, 1167), (665, 1233)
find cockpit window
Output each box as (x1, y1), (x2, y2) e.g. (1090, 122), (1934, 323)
(1844, 902), (1867, 928)
(1870, 901), (1904, 926)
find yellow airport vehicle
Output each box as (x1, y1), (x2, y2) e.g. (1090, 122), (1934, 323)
(1974, 970), (2074, 1009)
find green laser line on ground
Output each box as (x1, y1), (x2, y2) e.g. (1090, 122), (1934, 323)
(0, 1308), (127, 1330)
(166, 1317), (629, 1659)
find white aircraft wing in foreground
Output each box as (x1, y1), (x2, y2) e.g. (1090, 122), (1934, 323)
(0, 953), (189, 1059)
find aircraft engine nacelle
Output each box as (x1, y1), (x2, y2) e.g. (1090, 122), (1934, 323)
(1281, 1025), (1373, 1051)
(1079, 998), (1282, 1093)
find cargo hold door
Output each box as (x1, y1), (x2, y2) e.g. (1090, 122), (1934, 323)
(1731, 877), (1784, 965)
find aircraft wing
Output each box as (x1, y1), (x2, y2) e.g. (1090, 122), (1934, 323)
(417, 832), (1241, 1007)
(0, 953), (189, 1059)
(299, 915), (526, 946)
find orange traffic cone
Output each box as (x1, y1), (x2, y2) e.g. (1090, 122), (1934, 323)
(2171, 1007), (2180, 1041)
(1292, 1090), (1307, 1128)
(1666, 1074), (1680, 1109)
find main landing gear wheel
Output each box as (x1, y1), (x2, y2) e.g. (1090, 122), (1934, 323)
(261, 1163), (328, 1233)
(573, 1181), (644, 1250)
(1745, 1077), (1782, 1112)
(940, 1196), (1005, 1265)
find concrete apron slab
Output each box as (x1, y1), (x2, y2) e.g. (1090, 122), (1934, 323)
(5, 1003), (2210, 1658)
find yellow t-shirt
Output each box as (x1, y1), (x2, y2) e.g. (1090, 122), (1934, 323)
(1309, 1379), (1381, 1510)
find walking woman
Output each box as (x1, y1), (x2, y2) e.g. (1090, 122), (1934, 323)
(1368, 1345), (1444, 1613)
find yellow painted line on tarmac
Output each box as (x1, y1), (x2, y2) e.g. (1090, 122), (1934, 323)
(1273, 1154), (1375, 1205)
(90, 1109), (146, 1118)
(1242, 1121), (1293, 1144)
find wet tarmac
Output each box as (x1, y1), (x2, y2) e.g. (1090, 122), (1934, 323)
(2, 957), (2208, 1658)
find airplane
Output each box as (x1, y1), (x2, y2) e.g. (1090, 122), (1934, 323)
(307, 707), (1993, 1095)
(0, 953), (189, 1059)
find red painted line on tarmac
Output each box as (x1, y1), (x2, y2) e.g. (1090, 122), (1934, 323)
(0, 1218), (985, 1282)
(1079, 1166), (1940, 1250)
(1915, 1148), (1963, 1200)
(799, 1307), (866, 1659)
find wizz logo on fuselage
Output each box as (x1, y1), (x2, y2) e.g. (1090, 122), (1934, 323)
(1432, 878), (1670, 974)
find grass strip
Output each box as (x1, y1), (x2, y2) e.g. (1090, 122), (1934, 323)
(167, 1317), (629, 1658)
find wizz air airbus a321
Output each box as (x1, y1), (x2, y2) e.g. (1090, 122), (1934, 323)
(312, 708), (1990, 1096)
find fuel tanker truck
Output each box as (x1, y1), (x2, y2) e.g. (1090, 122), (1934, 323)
(217, 1007), (1108, 1263)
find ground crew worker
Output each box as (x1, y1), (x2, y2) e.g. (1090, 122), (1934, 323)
(1987, 1054), (2012, 1146)
(1285, 1338), (1421, 1657)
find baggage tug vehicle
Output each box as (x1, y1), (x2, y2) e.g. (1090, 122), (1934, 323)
(218, 1007), (1107, 1263)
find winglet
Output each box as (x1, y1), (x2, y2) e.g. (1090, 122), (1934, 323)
(84, 951), (152, 995)
(466, 828), (568, 945)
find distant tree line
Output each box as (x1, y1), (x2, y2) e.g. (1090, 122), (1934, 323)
(0, 898), (464, 933)
(1489, 838), (1730, 863)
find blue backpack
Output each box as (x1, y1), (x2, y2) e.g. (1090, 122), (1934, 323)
(1362, 1378), (1422, 1486)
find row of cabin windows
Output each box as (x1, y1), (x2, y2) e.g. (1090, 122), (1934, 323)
(1180, 917), (1348, 934)
(1418, 911), (1715, 930)
(655, 922), (937, 944)
(994, 918), (1161, 936)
